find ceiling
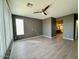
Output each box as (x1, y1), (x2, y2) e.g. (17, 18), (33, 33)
(8, 0), (78, 19)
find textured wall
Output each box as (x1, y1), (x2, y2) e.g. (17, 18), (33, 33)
(12, 15), (42, 40)
(42, 18), (52, 38)
(60, 14), (74, 40)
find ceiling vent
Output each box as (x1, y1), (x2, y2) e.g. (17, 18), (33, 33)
(27, 3), (33, 7)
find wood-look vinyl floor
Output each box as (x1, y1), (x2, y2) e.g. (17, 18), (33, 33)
(10, 35), (78, 59)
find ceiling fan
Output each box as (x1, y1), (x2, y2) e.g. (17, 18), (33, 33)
(33, 4), (51, 15)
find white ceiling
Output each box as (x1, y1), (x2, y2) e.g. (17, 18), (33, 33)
(8, 0), (78, 19)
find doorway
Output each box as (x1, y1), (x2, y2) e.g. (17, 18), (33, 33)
(12, 16), (24, 41)
(56, 19), (64, 42)
(56, 19), (64, 33)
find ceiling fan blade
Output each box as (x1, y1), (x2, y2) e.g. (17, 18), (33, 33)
(43, 5), (50, 11)
(43, 12), (47, 15)
(34, 11), (42, 13)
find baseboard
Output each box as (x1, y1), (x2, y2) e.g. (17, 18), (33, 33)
(26, 35), (52, 39)
(26, 35), (43, 39)
(42, 35), (52, 39)
(63, 37), (74, 40)
(27, 35), (56, 39)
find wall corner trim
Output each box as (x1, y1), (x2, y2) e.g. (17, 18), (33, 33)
(42, 35), (52, 39)
(63, 37), (74, 40)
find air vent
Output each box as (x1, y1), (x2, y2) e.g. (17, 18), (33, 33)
(27, 3), (33, 7)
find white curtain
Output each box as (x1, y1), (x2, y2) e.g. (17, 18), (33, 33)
(0, 0), (13, 59)
(0, 0), (6, 58)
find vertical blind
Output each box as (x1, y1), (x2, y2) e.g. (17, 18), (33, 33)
(0, 0), (13, 59)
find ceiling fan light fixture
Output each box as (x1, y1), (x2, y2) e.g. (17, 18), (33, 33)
(41, 12), (44, 14)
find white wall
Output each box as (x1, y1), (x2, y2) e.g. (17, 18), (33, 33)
(60, 14), (74, 40)
(0, 0), (13, 59)
(42, 18), (52, 38)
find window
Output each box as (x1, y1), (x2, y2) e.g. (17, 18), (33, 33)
(16, 18), (24, 35)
